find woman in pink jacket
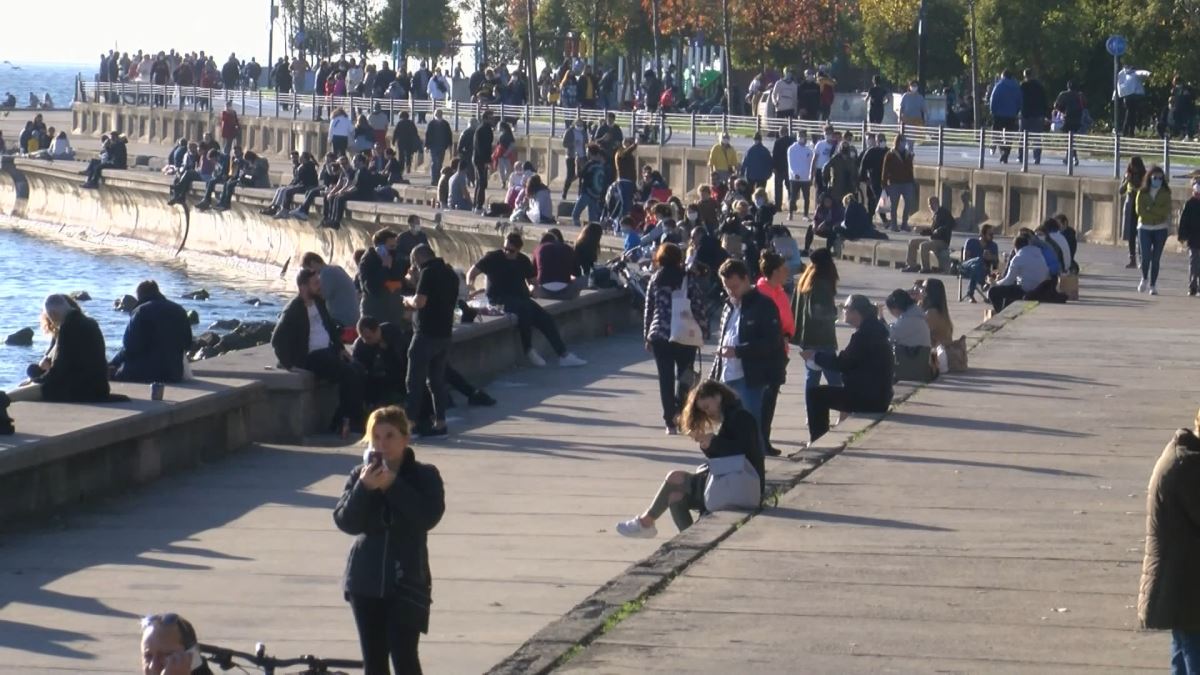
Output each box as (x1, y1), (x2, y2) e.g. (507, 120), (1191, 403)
(755, 250), (794, 456)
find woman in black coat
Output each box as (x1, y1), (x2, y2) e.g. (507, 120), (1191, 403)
(615, 381), (764, 537)
(34, 294), (110, 402)
(334, 406), (445, 675)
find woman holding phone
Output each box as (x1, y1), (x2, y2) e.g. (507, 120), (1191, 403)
(334, 406), (445, 674)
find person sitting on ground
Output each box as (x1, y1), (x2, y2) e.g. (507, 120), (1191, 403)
(531, 232), (583, 300)
(838, 193), (888, 241)
(987, 233), (1050, 313)
(47, 130), (74, 160)
(446, 158), (473, 211)
(1036, 217), (1073, 274)
(81, 131), (128, 188)
(505, 161), (534, 208)
(511, 174), (556, 225)
(615, 380), (765, 537)
(1136, 406), (1200, 672)
(467, 232), (588, 367)
(960, 224), (999, 303)
(31, 294), (111, 402)
(885, 288), (932, 349)
(917, 278), (954, 353)
(110, 281), (193, 384)
(805, 192), (845, 254)
(800, 294), (894, 442)
(270, 269), (366, 437)
(1021, 225), (1062, 282)
(638, 164), (669, 203)
(139, 612), (215, 675)
(904, 197), (955, 273)
(301, 252), (360, 335)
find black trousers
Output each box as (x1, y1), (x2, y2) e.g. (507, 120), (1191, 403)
(988, 284), (1026, 313)
(495, 296), (566, 355)
(651, 340), (698, 426)
(806, 386), (886, 442)
(298, 186), (324, 213)
(762, 380), (782, 447)
(171, 170), (200, 200)
(406, 334), (450, 427)
(473, 161), (490, 210)
(332, 135), (349, 157)
(788, 180), (812, 216)
(992, 116), (1018, 162)
(304, 347), (365, 428)
(773, 173), (787, 209)
(561, 158), (579, 198)
(348, 594), (423, 675)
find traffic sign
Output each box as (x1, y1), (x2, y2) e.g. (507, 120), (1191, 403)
(1106, 35), (1127, 57)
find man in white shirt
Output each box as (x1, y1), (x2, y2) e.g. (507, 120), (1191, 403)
(809, 126), (836, 195)
(987, 233), (1049, 313)
(1117, 64), (1151, 137)
(770, 69), (799, 119)
(427, 68), (450, 106)
(787, 134), (815, 218)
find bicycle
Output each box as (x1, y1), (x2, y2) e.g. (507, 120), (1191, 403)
(199, 642), (362, 675)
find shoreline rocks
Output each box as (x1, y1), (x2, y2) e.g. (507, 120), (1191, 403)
(5, 328), (35, 347)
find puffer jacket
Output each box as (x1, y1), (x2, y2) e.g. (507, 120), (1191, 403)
(1138, 428), (1200, 631)
(333, 448), (445, 633)
(644, 266), (706, 343)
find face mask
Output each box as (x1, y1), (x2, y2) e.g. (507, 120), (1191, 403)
(687, 211), (698, 221)
(1192, 181), (1200, 195)
(1151, 177), (1163, 188)
(754, 198), (766, 207)
(410, 223), (421, 233)
(910, 86), (919, 92)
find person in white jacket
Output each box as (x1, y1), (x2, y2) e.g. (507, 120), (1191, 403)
(770, 70), (799, 119)
(786, 134), (815, 218)
(427, 69), (450, 107)
(328, 108), (353, 157)
(1117, 65), (1151, 137)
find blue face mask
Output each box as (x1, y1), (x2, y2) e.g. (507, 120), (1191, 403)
(1151, 177), (1163, 188)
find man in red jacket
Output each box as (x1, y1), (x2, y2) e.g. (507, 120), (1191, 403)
(218, 100), (240, 156)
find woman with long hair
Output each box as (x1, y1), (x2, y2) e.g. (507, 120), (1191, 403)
(643, 243), (708, 434)
(918, 278), (953, 350)
(334, 406), (445, 675)
(30, 294), (110, 402)
(574, 223), (603, 277)
(616, 381), (764, 537)
(1121, 156), (1147, 269)
(792, 247), (842, 389)
(756, 250), (793, 456)
(1136, 164), (1172, 295)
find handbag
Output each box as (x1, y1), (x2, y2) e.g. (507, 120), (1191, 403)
(945, 335), (968, 373)
(703, 454), (761, 511)
(1058, 273), (1079, 301)
(875, 191), (892, 215)
(668, 278), (704, 347)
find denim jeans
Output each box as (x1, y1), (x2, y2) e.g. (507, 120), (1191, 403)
(961, 257), (988, 297)
(883, 182), (916, 228)
(726, 378), (767, 456)
(572, 193), (600, 227)
(804, 349), (843, 388)
(1173, 630), (1200, 675)
(1138, 227), (1169, 286)
(1189, 248), (1200, 293)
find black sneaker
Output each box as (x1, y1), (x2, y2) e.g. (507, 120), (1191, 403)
(468, 390), (497, 406)
(765, 445), (783, 457)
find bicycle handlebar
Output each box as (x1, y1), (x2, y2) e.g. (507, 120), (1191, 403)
(199, 643), (363, 672)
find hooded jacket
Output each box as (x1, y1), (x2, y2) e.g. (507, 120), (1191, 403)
(813, 315), (893, 411)
(1138, 428), (1200, 631)
(114, 293), (193, 383)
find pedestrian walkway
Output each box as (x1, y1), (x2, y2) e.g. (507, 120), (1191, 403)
(557, 244), (1194, 673)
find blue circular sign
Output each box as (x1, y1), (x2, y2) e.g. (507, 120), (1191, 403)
(1106, 35), (1127, 57)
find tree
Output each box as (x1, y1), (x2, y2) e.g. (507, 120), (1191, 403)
(368, 0), (461, 60)
(730, 0), (840, 69)
(858, 0), (966, 86)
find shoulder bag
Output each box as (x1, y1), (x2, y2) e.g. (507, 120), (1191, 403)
(669, 278), (704, 347)
(703, 454), (761, 511)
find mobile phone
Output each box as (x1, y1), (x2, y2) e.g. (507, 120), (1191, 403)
(376, 245), (388, 258)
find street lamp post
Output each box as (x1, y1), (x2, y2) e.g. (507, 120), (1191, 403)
(651, 0), (661, 79)
(591, 4), (599, 67)
(721, 0), (731, 118)
(916, 0), (927, 94)
(526, 0), (536, 81)
(268, 0), (276, 71)
(968, 0), (979, 129)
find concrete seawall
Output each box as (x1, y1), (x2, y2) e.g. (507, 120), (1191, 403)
(66, 100), (1198, 247)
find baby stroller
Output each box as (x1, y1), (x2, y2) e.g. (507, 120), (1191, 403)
(602, 178), (636, 233)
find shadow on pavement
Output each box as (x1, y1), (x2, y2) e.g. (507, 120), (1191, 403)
(884, 411), (1090, 438)
(842, 450), (1097, 477)
(762, 506), (955, 532)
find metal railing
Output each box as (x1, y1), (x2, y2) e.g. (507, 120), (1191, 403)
(78, 81), (1200, 180)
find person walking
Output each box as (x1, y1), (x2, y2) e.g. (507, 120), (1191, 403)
(1117, 64), (1151, 137)
(472, 112), (495, 213)
(218, 100), (240, 156)
(859, 133), (888, 225)
(1135, 165), (1172, 295)
(771, 126), (794, 209)
(881, 134), (916, 231)
(792, 247), (842, 390)
(1136, 407), (1200, 674)
(424, 109), (452, 186)
(987, 70), (1021, 164)
(644, 243), (708, 435)
(865, 75), (889, 125)
(334, 406), (445, 675)
(403, 245), (458, 439)
(786, 132), (814, 219)
(770, 68), (799, 119)
(1019, 69), (1048, 164)
(708, 133), (739, 189)
(1121, 157), (1148, 269)
(1053, 81), (1087, 166)
(328, 108), (352, 157)
(561, 118), (588, 199)
(1178, 178), (1200, 296)
(740, 132), (773, 190)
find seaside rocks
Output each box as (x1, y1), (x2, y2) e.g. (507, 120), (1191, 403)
(208, 319), (241, 331)
(182, 289), (210, 301)
(193, 331), (220, 350)
(186, 310), (200, 325)
(113, 295), (138, 312)
(243, 298), (272, 307)
(71, 291), (92, 302)
(188, 321), (275, 360)
(5, 327), (34, 347)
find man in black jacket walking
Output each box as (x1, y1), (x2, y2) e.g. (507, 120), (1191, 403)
(271, 269), (365, 436)
(711, 259), (785, 454)
(771, 126), (794, 210)
(403, 245), (458, 438)
(1019, 69), (1048, 165)
(424, 109), (453, 185)
(800, 294), (893, 442)
(472, 111), (495, 212)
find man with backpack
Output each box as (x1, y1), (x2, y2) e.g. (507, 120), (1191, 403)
(1053, 81), (1087, 166)
(573, 144), (609, 227)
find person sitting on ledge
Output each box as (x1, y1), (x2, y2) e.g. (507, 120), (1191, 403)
(615, 380), (765, 538)
(838, 193), (888, 241)
(300, 253), (360, 337)
(215, 150), (270, 210)
(800, 294), (894, 443)
(467, 232), (588, 368)
(987, 232), (1049, 313)
(903, 196), (954, 273)
(165, 142), (202, 207)
(81, 131), (127, 189)
(270, 269), (366, 437)
(110, 280), (193, 384)
(884, 288), (932, 349)
(140, 612), (215, 675)
(30, 294), (112, 403)
(531, 231), (583, 300)
(960, 224), (1000, 303)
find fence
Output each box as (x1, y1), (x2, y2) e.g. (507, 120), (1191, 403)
(79, 80), (1200, 181)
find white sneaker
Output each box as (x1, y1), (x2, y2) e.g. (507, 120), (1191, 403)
(1149, 286), (1158, 296)
(559, 352), (587, 367)
(526, 349), (547, 367)
(616, 518), (657, 538)
(1137, 279), (1148, 293)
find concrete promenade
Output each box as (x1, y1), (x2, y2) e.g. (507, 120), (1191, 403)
(558, 244), (1196, 672)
